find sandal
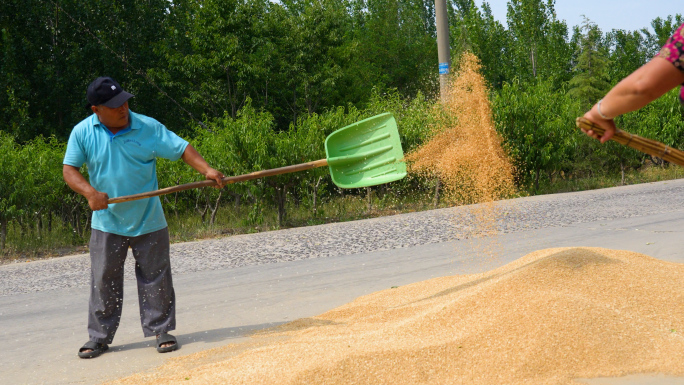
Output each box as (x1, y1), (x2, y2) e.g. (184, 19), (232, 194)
(156, 332), (178, 353)
(78, 341), (109, 359)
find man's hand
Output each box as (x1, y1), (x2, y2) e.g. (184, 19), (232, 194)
(205, 168), (226, 189)
(86, 191), (110, 211)
(63, 164), (109, 211)
(181, 145), (226, 189)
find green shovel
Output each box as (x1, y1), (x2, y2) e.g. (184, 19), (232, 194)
(108, 112), (407, 204)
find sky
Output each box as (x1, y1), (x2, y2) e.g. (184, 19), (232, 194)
(474, 0), (679, 33)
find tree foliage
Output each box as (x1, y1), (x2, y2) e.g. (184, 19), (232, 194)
(568, 18), (611, 109)
(494, 80), (581, 191)
(1, 0), (683, 253)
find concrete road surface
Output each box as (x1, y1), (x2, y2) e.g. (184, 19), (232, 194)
(2, 185), (684, 384)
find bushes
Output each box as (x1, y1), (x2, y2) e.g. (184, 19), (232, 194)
(3, 84), (684, 256)
(157, 93), (435, 228)
(0, 133), (89, 252)
(493, 80), (580, 191)
(493, 81), (684, 191)
(0, 91), (435, 256)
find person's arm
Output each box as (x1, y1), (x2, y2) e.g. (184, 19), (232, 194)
(181, 144), (226, 188)
(62, 165), (109, 210)
(583, 57), (684, 143)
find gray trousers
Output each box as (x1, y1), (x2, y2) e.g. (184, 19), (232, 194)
(88, 227), (175, 344)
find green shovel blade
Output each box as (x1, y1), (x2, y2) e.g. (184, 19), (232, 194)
(325, 112), (407, 189)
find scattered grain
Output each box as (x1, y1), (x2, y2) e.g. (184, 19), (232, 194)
(406, 51), (516, 206)
(406, 52), (518, 267)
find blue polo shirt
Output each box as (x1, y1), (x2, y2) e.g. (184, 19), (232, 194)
(63, 111), (189, 236)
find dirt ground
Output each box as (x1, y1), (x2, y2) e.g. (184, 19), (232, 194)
(106, 247), (684, 385)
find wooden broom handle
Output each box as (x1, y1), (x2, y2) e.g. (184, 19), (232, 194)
(108, 159), (329, 204)
(576, 117), (684, 167)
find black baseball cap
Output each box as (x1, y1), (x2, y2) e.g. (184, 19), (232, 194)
(86, 76), (134, 109)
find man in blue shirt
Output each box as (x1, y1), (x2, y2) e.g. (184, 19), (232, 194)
(63, 77), (226, 358)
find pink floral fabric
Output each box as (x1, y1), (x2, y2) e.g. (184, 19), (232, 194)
(658, 22), (684, 103)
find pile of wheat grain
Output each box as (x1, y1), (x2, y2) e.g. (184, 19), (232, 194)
(109, 247), (684, 385)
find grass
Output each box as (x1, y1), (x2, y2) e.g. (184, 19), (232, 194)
(2, 164), (682, 263)
(0, 220), (89, 262)
(166, 188), (438, 244)
(533, 163), (683, 195)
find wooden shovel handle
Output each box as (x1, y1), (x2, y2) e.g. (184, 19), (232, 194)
(108, 159), (329, 204)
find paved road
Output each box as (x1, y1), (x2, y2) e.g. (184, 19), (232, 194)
(3, 180), (684, 384)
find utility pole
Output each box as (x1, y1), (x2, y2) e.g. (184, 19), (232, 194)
(435, 0), (450, 102)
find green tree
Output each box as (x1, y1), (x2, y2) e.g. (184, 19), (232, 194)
(641, 14), (684, 56)
(506, 0), (551, 80)
(351, 0), (438, 99)
(494, 80), (579, 192)
(195, 103), (276, 224)
(450, 1), (510, 88)
(0, 134), (74, 250)
(0, 0), (175, 139)
(620, 88), (684, 154)
(271, 0), (354, 124)
(607, 29), (649, 84)
(0, 133), (20, 249)
(506, 0), (573, 85)
(162, 0), (273, 121)
(197, 101), (323, 227)
(568, 18), (610, 109)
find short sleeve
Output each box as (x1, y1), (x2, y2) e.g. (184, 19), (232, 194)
(155, 124), (189, 161)
(658, 23), (684, 74)
(63, 127), (87, 167)
(657, 23), (684, 105)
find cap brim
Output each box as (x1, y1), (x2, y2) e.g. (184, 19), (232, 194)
(101, 91), (134, 108)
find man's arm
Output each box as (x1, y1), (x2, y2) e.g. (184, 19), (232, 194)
(62, 165), (109, 210)
(181, 144), (226, 188)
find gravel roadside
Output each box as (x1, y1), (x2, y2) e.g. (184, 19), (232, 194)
(2, 179), (684, 297)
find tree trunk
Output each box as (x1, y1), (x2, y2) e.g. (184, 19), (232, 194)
(312, 176), (322, 216)
(226, 69), (236, 119)
(620, 161), (626, 186)
(84, 216), (91, 239)
(36, 213), (42, 239)
(433, 176), (441, 208)
(366, 187), (372, 213)
(18, 216), (28, 238)
(209, 191), (223, 226)
(292, 85), (298, 124)
(225, 191), (242, 208)
(74, 206), (81, 239)
(1, 218), (7, 251)
(195, 195), (209, 223)
(276, 186), (288, 227)
(305, 83), (313, 115)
